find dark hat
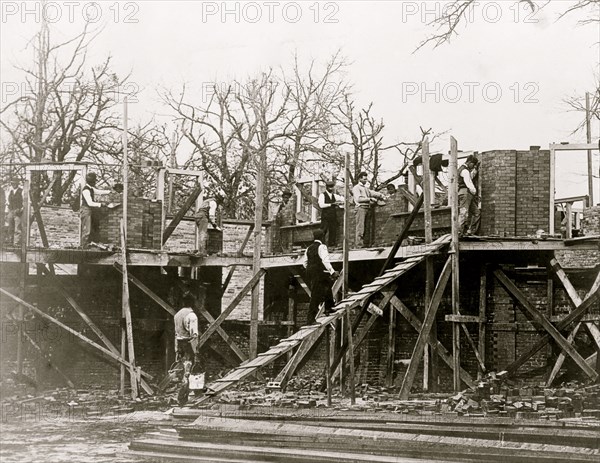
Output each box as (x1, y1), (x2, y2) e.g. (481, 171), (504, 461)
(325, 181), (335, 187)
(358, 171), (368, 179)
(85, 172), (97, 184)
(313, 229), (324, 241)
(281, 189), (292, 197)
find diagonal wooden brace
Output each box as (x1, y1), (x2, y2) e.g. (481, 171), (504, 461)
(494, 269), (597, 380)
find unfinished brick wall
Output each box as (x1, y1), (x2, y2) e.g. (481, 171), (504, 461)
(479, 149), (551, 237)
(97, 197), (163, 249)
(556, 206), (600, 268)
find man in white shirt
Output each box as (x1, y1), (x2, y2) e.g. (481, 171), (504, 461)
(195, 196), (221, 255)
(80, 173), (111, 247)
(318, 181), (344, 247)
(174, 294), (201, 405)
(457, 155), (481, 236)
(303, 229), (339, 324)
(352, 172), (385, 248)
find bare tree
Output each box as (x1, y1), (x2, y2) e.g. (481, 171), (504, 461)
(415, 0), (599, 51)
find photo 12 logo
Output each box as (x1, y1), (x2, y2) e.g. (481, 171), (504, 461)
(200, 1), (340, 24)
(1, 1), (140, 24)
(400, 1), (540, 24)
(401, 81), (540, 104)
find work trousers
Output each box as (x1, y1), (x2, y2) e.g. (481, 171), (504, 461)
(320, 210), (338, 247)
(6, 210), (21, 245)
(458, 190), (481, 236)
(196, 214), (209, 254)
(307, 273), (335, 325)
(354, 206), (370, 248)
(80, 206), (99, 246)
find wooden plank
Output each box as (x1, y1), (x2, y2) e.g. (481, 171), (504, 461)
(386, 295), (396, 387)
(345, 307), (356, 404)
(0, 288), (153, 378)
(478, 266), (487, 380)
(326, 326), (332, 407)
(196, 269), (266, 352)
(162, 183), (203, 244)
(291, 271), (312, 297)
(423, 141), (434, 391)
(445, 315), (481, 323)
(399, 256), (452, 399)
(547, 323), (582, 386)
(494, 269), (597, 380)
(120, 220), (139, 398)
(550, 258), (600, 349)
(114, 263), (176, 316)
(390, 296), (474, 388)
(274, 327), (326, 387)
(460, 323), (486, 373)
(450, 135), (461, 392)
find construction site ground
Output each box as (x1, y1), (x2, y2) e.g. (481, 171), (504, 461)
(2, 379), (599, 463)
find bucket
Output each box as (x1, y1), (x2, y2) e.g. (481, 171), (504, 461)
(189, 373), (205, 390)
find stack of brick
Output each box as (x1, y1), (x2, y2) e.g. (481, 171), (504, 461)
(582, 206), (600, 236)
(479, 148), (551, 237)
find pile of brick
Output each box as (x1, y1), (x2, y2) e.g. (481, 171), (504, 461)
(448, 381), (600, 420)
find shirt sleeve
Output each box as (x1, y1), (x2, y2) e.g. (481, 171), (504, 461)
(318, 244), (335, 274)
(208, 200), (217, 219)
(302, 248), (308, 269)
(82, 188), (102, 208)
(318, 193), (329, 209)
(186, 312), (199, 338)
(461, 169), (476, 193)
(93, 187), (112, 195)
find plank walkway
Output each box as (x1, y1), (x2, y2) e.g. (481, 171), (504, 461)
(194, 235), (452, 405)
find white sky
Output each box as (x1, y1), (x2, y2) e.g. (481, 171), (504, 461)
(1, 0), (599, 200)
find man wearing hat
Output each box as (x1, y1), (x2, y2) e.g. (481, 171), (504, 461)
(273, 189), (293, 253)
(352, 172), (385, 248)
(458, 154), (481, 236)
(318, 180), (344, 247)
(6, 178), (23, 246)
(81, 172), (111, 247)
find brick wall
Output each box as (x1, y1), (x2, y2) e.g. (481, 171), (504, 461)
(479, 149), (551, 237)
(30, 206), (80, 248)
(556, 206), (600, 268)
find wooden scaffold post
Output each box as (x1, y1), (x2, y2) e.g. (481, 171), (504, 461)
(450, 136), (461, 392)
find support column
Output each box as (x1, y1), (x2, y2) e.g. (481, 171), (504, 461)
(450, 136), (461, 392)
(478, 265), (487, 380)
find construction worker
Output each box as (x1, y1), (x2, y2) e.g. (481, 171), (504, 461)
(6, 178), (23, 246)
(195, 196), (221, 255)
(318, 181), (344, 248)
(273, 189), (293, 253)
(458, 154), (481, 236)
(80, 172), (111, 248)
(352, 172), (385, 248)
(174, 294), (201, 405)
(303, 229), (339, 324)
(385, 183), (397, 198)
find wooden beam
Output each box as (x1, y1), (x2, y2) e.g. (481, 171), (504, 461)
(113, 263), (176, 316)
(399, 257), (452, 399)
(450, 135), (461, 392)
(120, 220), (139, 398)
(343, 151), (350, 297)
(287, 282), (296, 361)
(550, 259), (600, 349)
(494, 269), (597, 380)
(397, 187), (419, 207)
(386, 296), (396, 387)
(460, 323), (486, 373)
(162, 183), (203, 244)
(478, 265), (487, 380)
(422, 138), (433, 392)
(274, 327), (326, 388)
(325, 326), (332, 407)
(547, 323), (582, 386)
(22, 329), (74, 388)
(445, 315), (481, 323)
(195, 269), (266, 352)
(291, 271), (311, 297)
(0, 288), (154, 379)
(390, 296), (475, 388)
(344, 307), (356, 404)
(196, 306), (247, 363)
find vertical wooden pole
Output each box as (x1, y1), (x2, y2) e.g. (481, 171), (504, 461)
(121, 97), (130, 397)
(450, 136), (461, 392)
(168, 132), (177, 214)
(565, 202), (573, 239)
(549, 147), (555, 234)
(586, 92), (594, 206)
(17, 176), (31, 375)
(343, 151), (350, 297)
(386, 300), (396, 387)
(287, 282), (295, 361)
(422, 138), (435, 391)
(478, 265), (487, 380)
(326, 326), (332, 407)
(250, 149), (265, 360)
(345, 308), (356, 405)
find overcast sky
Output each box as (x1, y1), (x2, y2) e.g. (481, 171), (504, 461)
(1, 1), (599, 199)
